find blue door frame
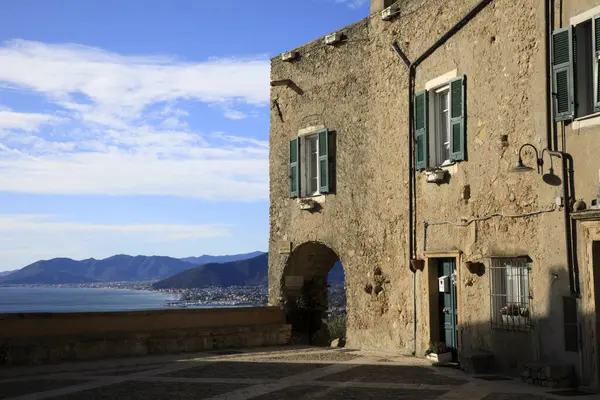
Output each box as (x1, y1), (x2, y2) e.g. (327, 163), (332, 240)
(438, 258), (458, 358)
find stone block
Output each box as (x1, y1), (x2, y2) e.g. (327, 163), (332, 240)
(0, 322), (290, 365)
(545, 364), (573, 379)
(461, 351), (494, 374)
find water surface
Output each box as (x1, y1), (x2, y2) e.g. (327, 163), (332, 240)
(0, 286), (179, 313)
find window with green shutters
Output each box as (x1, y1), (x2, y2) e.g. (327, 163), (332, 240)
(289, 129), (331, 198)
(552, 9), (600, 120)
(449, 76), (465, 162)
(289, 137), (300, 197)
(414, 91), (428, 170)
(414, 75), (466, 170)
(318, 129), (330, 193)
(593, 15), (600, 111)
(552, 27), (574, 120)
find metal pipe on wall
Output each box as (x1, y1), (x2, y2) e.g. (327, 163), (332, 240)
(392, 0), (494, 356)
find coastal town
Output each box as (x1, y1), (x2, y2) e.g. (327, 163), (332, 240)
(2, 281), (347, 318)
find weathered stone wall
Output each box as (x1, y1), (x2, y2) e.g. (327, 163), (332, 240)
(269, 0), (600, 380)
(0, 307), (291, 365)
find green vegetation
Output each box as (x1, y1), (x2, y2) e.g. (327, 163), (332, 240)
(327, 315), (346, 341)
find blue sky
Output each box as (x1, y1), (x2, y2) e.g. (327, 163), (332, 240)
(0, 0), (369, 271)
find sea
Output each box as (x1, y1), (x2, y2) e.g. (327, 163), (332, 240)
(0, 286), (182, 313)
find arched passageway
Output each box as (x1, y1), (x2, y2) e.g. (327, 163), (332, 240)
(281, 241), (346, 346)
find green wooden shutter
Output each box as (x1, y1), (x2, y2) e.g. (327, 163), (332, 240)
(318, 129), (329, 193)
(289, 137), (300, 197)
(449, 76), (465, 162)
(552, 27), (574, 120)
(594, 16), (600, 111)
(414, 90), (428, 170)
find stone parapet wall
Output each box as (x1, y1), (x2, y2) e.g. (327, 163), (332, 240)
(0, 307), (291, 365)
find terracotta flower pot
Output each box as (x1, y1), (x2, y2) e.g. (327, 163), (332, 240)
(465, 261), (483, 275)
(410, 258), (425, 272)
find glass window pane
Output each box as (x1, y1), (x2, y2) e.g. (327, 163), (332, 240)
(441, 91), (450, 162)
(434, 88), (450, 165)
(307, 136), (318, 194)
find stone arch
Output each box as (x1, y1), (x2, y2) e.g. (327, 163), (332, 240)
(280, 241), (345, 346)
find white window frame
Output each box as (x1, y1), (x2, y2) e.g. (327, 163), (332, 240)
(425, 69), (457, 168)
(569, 7), (600, 126)
(297, 125), (325, 198)
(304, 134), (320, 197)
(432, 85), (451, 167)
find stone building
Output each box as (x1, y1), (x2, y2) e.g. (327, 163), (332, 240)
(268, 0), (600, 389)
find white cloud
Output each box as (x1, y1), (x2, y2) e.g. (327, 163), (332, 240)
(0, 109), (62, 131)
(0, 40), (270, 121)
(0, 214), (232, 270)
(0, 146), (268, 200)
(0, 40), (270, 200)
(0, 214), (230, 240)
(333, 0), (368, 9)
(223, 109), (248, 120)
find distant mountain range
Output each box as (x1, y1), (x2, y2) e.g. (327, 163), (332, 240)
(0, 270), (16, 278)
(0, 251), (345, 288)
(0, 252), (266, 285)
(153, 253), (270, 289)
(180, 251), (264, 266)
(153, 256), (345, 289)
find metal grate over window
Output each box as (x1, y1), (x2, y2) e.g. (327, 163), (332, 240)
(490, 257), (531, 332)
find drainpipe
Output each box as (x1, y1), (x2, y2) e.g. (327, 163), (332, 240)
(392, 0), (494, 356)
(545, 0), (553, 151)
(550, 0), (558, 150)
(545, 150), (577, 295)
(544, 0), (579, 295)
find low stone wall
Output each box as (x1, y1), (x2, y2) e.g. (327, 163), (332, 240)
(0, 307), (291, 366)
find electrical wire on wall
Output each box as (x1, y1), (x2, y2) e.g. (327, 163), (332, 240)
(423, 205), (557, 251)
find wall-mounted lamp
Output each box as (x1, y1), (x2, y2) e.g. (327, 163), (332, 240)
(509, 143), (562, 187)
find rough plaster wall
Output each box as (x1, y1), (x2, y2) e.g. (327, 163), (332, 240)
(269, 16), (414, 353)
(269, 0), (600, 369)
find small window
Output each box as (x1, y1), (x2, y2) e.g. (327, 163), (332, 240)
(289, 129), (331, 198)
(490, 257), (531, 332)
(414, 76), (465, 171)
(433, 86), (451, 166)
(551, 13), (600, 121)
(574, 20), (594, 118)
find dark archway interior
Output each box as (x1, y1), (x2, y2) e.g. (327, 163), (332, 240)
(281, 242), (345, 346)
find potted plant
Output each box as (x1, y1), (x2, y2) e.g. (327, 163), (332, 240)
(298, 198), (316, 210)
(500, 303), (529, 326)
(425, 167), (446, 183)
(425, 341), (452, 363)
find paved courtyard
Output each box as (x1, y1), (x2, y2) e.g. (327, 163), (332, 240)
(0, 346), (598, 400)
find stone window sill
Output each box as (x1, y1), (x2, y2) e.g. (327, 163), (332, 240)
(572, 112), (600, 130)
(296, 194), (326, 203)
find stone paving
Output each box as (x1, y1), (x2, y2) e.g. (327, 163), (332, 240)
(0, 346), (598, 400)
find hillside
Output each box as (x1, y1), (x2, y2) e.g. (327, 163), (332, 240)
(152, 255), (345, 289)
(0, 255), (195, 285)
(180, 251), (265, 265)
(0, 252), (266, 285)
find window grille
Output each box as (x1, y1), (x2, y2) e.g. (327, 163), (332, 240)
(490, 257), (531, 332)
